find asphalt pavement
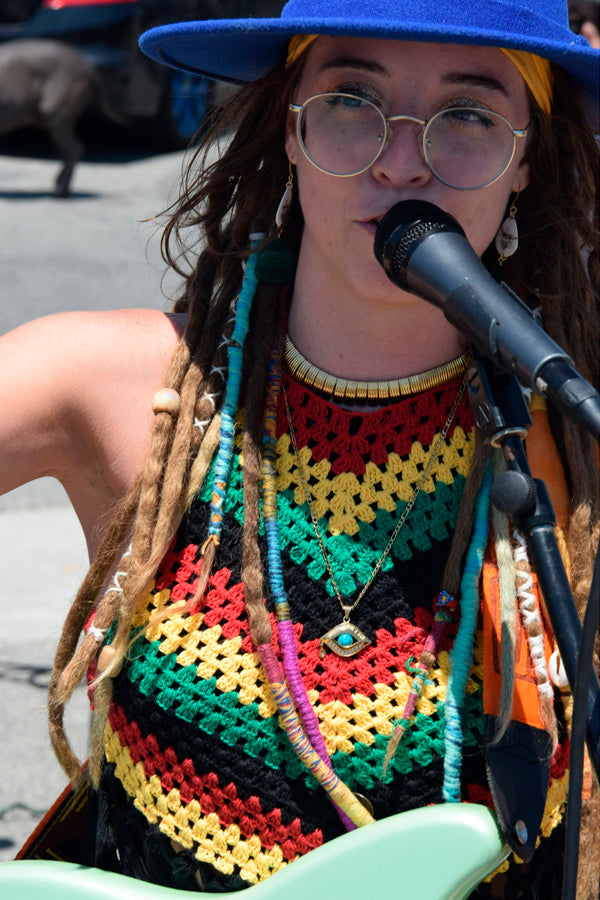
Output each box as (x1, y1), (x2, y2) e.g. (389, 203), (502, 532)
(0, 132), (191, 858)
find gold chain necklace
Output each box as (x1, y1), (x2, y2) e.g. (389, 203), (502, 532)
(284, 333), (471, 404)
(283, 373), (468, 657)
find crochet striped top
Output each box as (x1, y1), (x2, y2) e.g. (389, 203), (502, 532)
(97, 372), (567, 895)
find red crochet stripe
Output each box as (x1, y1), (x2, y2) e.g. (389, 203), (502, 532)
(465, 783), (494, 808)
(154, 542), (203, 600)
(135, 550), (458, 709)
(550, 736), (569, 781)
(153, 554), (257, 646)
(292, 606), (456, 705)
(278, 375), (473, 475)
(108, 703), (324, 860)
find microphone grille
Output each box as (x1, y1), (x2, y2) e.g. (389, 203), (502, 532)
(373, 200), (465, 281)
(384, 219), (435, 272)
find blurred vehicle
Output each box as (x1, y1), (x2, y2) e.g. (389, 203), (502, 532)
(0, 0), (284, 145)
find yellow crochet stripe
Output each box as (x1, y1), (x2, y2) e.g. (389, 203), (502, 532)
(132, 591), (483, 754)
(104, 725), (291, 885)
(315, 645), (482, 755)
(132, 594), (279, 717)
(276, 426), (474, 536)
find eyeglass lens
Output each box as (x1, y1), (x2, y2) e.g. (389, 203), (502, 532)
(298, 93), (517, 189)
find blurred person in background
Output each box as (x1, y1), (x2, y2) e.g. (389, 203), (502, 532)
(570, 0), (600, 47)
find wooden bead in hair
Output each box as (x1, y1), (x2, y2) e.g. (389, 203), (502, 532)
(152, 388), (181, 416)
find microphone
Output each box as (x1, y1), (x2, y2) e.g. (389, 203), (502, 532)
(373, 200), (600, 439)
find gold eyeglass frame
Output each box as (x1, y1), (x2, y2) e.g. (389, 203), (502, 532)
(289, 92), (528, 191)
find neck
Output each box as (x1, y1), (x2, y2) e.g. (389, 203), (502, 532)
(288, 280), (466, 382)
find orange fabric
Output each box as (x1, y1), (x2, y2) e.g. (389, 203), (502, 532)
(482, 561), (553, 727)
(526, 401), (571, 529)
(286, 34), (317, 66)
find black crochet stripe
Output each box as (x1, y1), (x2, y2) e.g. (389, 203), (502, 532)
(171, 488), (456, 644)
(111, 674), (488, 839)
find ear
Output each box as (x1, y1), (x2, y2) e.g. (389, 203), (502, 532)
(511, 157), (530, 193)
(285, 113), (297, 165)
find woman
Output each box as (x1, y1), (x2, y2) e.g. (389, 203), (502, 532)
(1, 0), (598, 897)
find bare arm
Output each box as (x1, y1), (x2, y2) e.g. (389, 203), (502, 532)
(0, 308), (184, 554)
(0, 313), (83, 494)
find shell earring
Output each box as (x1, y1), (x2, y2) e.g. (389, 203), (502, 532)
(275, 161), (294, 234)
(495, 192), (520, 265)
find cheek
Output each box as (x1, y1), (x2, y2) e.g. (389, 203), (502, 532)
(296, 164), (344, 233)
(452, 191), (510, 257)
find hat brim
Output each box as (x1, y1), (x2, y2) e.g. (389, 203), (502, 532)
(139, 8), (599, 93)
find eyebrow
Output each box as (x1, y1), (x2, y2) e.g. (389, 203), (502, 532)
(317, 56), (510, 97)
(441, 72), (509, 97)
(317, 56), (389, 76)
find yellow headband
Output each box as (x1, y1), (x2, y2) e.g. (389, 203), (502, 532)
(286, 33), (318, 66)
(286, 35), (553, 113)
(500, 48), (553, 114)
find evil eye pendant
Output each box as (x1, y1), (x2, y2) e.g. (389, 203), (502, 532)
(319, 621), (371, 658)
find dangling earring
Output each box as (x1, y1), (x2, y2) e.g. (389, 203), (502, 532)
(275, 161), (294, 235)
(256, 160), (297, 284)
(495, 191), (520, 265)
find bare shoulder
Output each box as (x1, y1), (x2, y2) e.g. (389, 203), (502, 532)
(0, 306), (183, 366)
(11, 306), (183, 371)
(0, 307), (184, 428)
(0, 308), (187, 552)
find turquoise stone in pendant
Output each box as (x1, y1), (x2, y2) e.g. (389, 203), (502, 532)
(337, 632), (355, 647)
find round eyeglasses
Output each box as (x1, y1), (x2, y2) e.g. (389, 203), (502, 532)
(289, 92), (528, 191)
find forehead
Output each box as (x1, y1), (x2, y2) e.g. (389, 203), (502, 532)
(299, 36), (529, 103)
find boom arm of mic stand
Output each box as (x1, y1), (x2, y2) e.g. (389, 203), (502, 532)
(467, 355), (600, 777)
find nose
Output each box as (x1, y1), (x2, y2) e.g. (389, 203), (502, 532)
(370, 119), (432, 188)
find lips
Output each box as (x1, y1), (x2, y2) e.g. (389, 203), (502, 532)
(358, 216), (384, 235)
(360, 214), (385, 228)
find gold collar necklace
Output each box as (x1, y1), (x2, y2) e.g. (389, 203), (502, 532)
(283, 333), (471, 404)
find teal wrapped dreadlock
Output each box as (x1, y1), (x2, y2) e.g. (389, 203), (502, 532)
(205, 234), (264, 545)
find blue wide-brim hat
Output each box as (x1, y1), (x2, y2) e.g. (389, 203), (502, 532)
(140, 0), (599, 94)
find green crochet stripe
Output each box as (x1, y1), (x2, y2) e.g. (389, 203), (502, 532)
(126, 634), (301, 775)
(276, 479), (465, 596)
(197, 451), (245, 524)
(313, 701), (484, 792)
(197, 451), (467, 596)
(124, 633), (483, 789)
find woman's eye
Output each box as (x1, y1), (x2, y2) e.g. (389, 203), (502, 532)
(444, 107), (495, 128)
(324, 92), (375, 114)
(326, 93), (365, 107)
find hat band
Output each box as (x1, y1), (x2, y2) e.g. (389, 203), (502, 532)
(286, 35), (553, 113)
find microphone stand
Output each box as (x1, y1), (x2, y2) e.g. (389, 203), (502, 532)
(468, 353), (600, 898)
(467, 352), (600, 775)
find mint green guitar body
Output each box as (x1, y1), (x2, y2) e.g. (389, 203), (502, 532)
(0, 803), (508, 900)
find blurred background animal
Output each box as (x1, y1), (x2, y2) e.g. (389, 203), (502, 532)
(0, 39), (118, 196)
